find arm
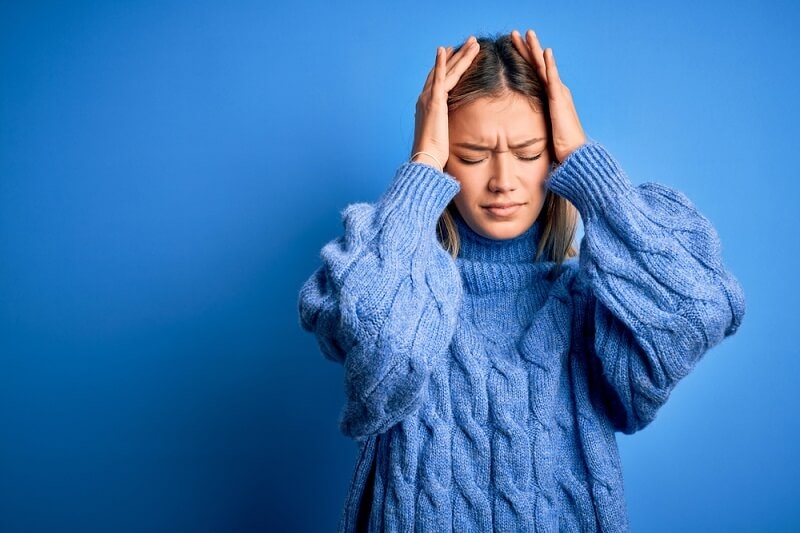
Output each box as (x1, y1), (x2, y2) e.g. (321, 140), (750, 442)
(297, 161), (463, 441)
(548, 142), (746, 434)
(299, 37), (480, 442)
(508, 31), (746, 433)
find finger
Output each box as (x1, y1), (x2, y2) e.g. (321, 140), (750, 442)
(562, 83), (573, 102)
(544, 47), (562, 89)
(444, 39), (480, 89)
(422, 62), (435, 92)
(525, 29), (548, 83)
(445, 35), (478, 78)
(510, 29), (533, 64)
(431, 46), (446, 95)
(422, 45), (450, 92)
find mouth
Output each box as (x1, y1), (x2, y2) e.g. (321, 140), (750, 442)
(482, 202), (525, 218)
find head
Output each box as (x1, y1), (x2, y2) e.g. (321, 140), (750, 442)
(437, 33), (578, 265)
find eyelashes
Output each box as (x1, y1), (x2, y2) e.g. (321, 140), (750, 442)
(457, 153), (543, 165)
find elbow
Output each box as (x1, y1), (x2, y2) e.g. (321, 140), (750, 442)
(679, 269), (746, 356)
(338, 293), (459, 440)
(597, 360), (668, 435)
(720, 270), (746, 337)
(297, 266), (329, 333)
(610, 303), (726, 435)
(339, 354), (430, 439)
(298, 268), (350, 364)
(612, 392), (666, 435)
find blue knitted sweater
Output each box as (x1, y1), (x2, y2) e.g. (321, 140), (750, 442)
(298, 142), (745, 532)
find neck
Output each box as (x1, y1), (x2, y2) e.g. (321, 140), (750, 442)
(452, 208), (544, 264)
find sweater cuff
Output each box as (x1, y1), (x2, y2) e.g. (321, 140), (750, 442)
(376, 161), (461, 233)
(544, 142), (637, 221)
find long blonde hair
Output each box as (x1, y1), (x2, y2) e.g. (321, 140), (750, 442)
(436, 33), (579, 268)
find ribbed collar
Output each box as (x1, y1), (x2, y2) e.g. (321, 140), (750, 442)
(452, 208), (544, 264)
(451, 209), (558, 294)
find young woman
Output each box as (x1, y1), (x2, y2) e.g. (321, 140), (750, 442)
(298, 29), (745, 532)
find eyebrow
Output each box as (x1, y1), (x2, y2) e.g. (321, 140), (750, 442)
(454, 137), (546, 151)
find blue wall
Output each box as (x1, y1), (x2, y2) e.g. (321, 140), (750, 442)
(1, 1), (796, 531)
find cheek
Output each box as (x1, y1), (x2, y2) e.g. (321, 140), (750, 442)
(524, 158), (553, 181)
(446, 161), (482, 179)
(535, 154), (553, 179)
(453, 179), (481, 205)
(447, 165), (482, 190)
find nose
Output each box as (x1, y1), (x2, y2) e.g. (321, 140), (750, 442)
(488, 152), (517, 193)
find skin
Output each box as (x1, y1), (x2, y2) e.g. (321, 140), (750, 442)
(411, 29), (587, 240)
(445, 92), (552, 240)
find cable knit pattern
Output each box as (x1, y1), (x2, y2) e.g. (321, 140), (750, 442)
(297, 142), (746, 532)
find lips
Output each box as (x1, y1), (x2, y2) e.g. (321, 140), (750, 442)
(484, 203), (522, 208)
(483, 202), (524, 217)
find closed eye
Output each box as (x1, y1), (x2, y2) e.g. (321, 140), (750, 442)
(457, 153), (543, 165)
(458, 157), (485, 165)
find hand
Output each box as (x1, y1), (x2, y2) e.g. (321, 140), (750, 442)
(411, 36), (481, 172)
(511, 29), (586, 163)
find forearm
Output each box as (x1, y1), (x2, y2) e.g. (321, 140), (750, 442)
(553, 142), (746, 432)
(298, 161), (463, 439)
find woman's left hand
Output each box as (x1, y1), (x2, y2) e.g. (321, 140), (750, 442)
(511, 29), (586, 164)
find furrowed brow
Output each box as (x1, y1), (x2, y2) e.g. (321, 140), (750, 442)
(454, 142), (494, 151)
(509, 137), (546, 149)
(455, 137), (546, 151)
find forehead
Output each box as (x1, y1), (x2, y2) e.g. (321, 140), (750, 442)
(448, 93), (547, 141)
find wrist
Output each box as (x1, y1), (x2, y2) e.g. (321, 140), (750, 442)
(555, 137), (588, 163)
(410, 151), (444, 172)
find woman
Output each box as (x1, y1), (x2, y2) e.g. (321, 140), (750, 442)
(298, 29), (745, 532)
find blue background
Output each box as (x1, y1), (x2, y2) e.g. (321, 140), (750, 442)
(1, 1), (796, 531)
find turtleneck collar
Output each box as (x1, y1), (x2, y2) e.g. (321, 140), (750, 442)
(450, 208), (562, 295)
(452, 207), (544, 264)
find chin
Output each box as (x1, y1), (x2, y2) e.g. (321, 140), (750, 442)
(477, 222), (529, 240)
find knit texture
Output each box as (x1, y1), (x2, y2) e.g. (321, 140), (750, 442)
(298, 142), (746, 532)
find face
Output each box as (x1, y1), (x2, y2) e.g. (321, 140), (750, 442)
(445, 92), (552, 240)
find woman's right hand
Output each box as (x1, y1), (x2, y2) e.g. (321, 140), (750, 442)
(411, 36), (481, 172)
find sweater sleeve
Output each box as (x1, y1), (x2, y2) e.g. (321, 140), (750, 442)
(297, 162), (463, 441)
(546, 141), (746, 435)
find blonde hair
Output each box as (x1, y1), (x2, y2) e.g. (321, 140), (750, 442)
(436, 33), (579, 268)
